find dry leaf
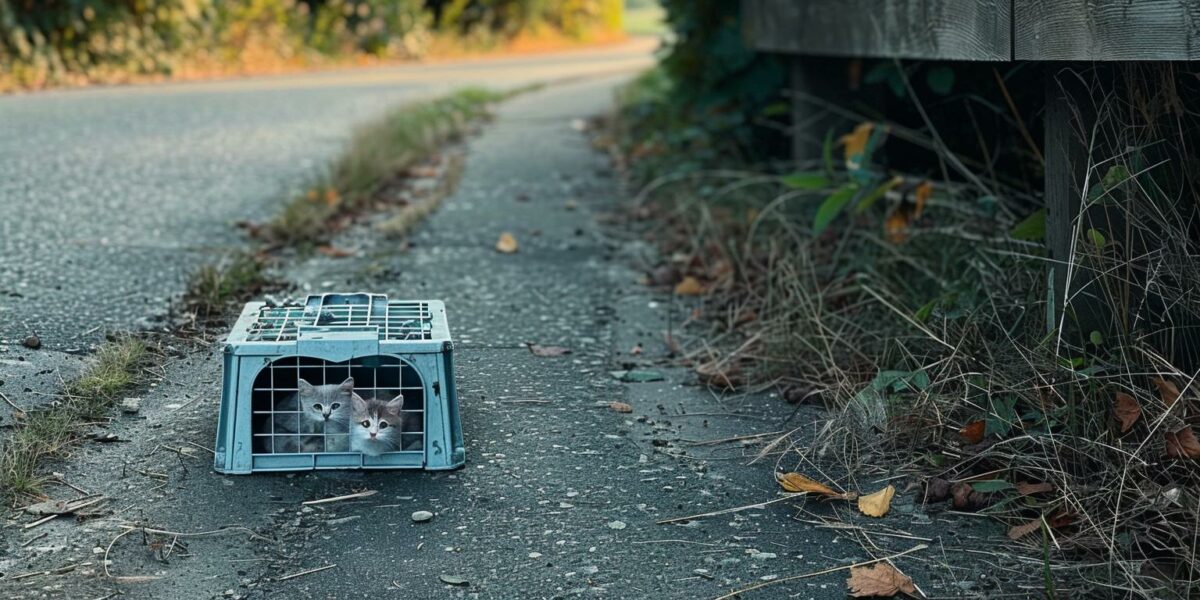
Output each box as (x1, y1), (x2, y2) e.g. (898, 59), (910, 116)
(527, 344), (570, 357)
(674, 276), (705, 296)
(777, 472), (839, 497)
(884, 180), (933, 244)
(1007, 518), (1041, 540)
(323, 188), (341, 208)
(495, 232), (519, 254)
(1015, 481), (1054, 496)
(316, 245), (355, 258)
(1114, 392), (1141, 433)
(959, 421), (985, 444)
(846, 562), (917, 598)
(609, 402), (633, 413)
(840, 122), (875, 165)
(858, 485), (895, 517)
(1165, 427), (1200, 459)
(1152, 377), (1181, 408)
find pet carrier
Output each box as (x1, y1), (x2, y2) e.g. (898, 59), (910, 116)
(213, 293), (463, 474)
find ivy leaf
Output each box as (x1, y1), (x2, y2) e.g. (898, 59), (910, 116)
(1010, 208), (1046, 241)
(813, 184), (860, 235)
(1087, 228), (1107, 248)
(926, 65), (956, 95)
(780, 171), (831, 190)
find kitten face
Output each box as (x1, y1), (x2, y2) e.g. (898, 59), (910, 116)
(350, 394), (404, 455)
(297, 377), (354, 427)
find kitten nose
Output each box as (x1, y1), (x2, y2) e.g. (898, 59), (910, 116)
(369, 432), (377, 438)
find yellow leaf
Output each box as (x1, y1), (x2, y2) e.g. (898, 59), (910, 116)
(673, 276), (705, 296)
(840, 122), (874, 164)
(777, 472), (838, 497)
(846, 562), (917, 597)
(495, 232), (519, 254)
(857, 485), (895, 517)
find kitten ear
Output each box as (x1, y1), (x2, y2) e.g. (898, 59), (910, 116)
(350, 392), (368, 409)
(297, 379), (314, 394)
(385, 394), (404, 411)
(337, 377), (355, 391)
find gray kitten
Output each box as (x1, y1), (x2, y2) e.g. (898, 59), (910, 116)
(268, 377), (355, 453)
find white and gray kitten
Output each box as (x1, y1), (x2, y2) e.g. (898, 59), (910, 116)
(350, 392), (418, 455)
(269, 377), (355, 453)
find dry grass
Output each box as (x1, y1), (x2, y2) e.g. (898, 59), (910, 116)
(0, 337), (150, 499)
(614, 63), (1200, 598)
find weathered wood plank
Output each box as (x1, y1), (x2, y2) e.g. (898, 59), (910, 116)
(1016, 0), (1200, 61)
(742, 0), (1011, 61)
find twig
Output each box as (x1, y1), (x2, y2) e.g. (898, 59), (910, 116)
(657, 495), (801, 525)
(275, 564), (336, 582)
(183, 440), (215, 454)
(682, 431), (784, 447)
(302, 490), (378, 506)
(20, 532), (48, 547)
(712, 544), (928, 600)
(24, 514), (60, 529)
(0, 389), (21, 412)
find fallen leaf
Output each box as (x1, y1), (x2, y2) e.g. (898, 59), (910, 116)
(439, 574), (469, 586)
(846, 562), (917, 597)
(1165, 427), (1200, 459)
(1114, 392), (1141, 433)
(609, 402), (633, 413)
(1152, 377), (1181, 408)
(674, 276), (705, 296)
(840, 122), (875, 165)
(959, 420), (985, 444)
(610, 369), (665, 383)
(951, 482), (972, 509)
(316, 245), (355, 258)
(323, 188), (341, 207)
(1007, 518), (1041, 540)
(495, 232), (519, 254)
(858, 485), (896, 517)
(1015, 481), (1054, 496)
(527, 344), (571, 357)
(777, 472), (839, 497)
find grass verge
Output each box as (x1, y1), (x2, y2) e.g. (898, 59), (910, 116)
(182, 251), (272, 322)
(264, 88), (505, 248)
(1, 337), (150, 500)
(609, 63), (1200, 597)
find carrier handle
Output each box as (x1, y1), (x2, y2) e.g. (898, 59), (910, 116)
(305, 293), (388, 317)
(296, 326), (380, 360)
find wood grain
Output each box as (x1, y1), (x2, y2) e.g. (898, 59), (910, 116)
(742, 0), (1011, 61)
(1015, 0), (1200, 61)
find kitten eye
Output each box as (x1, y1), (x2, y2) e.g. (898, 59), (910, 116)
(360, 420), (370, 428)
(330, 403), (341, 410)
(313, 404), (323, 411)
(378, 421), (389, 429)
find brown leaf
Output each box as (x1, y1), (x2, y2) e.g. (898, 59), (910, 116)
(315, 245), (355, 258)
(959, 421), (985, 444)
(1152, 377), (1181, 408)
(1007, 518), (1041, 540)
(495, 232), (519, 254)
(323, 188), (341, 208)
(1114, 392), (1141, 433)
(527, 344), (571, 357)
(846, 562), (917, 598)
(609, 402), (633, 413)
(951, 482), (972, 509)
(673, 276), (705, 296)
(777, 472), (839, 497)
(1165, 427), (1200, 459)
(857, 485), (895, 517)
(840, 122), (875, 167)
(1015, 481), (1054, 496)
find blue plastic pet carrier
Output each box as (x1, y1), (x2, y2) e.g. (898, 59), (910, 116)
(214, 293), (463, 474)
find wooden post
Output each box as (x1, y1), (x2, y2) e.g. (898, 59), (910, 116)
(1043, 64), (1081, 332)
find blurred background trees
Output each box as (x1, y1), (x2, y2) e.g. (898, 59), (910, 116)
(0, 0), (623, 90)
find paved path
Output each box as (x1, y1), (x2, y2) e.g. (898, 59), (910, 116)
(1, 76), (994, 600)
(0, 41), (655, 351)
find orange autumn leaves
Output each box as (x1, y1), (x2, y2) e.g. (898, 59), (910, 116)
(838, 121), (931, 244)
(1115, 377), (1198, 460)
(776, 473), (895, 517)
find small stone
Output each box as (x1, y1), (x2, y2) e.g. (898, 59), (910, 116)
(607, 520), (626, 530)
(439, 574), (469, 586)
(120, 398), (141, 414)
(22, 335), (40, 350)
(528, 552), (543, 559)
(411, 510), (434, 523)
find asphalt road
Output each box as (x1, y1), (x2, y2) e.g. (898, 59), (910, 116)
(1, 75), (1002, 600)
(0, 41), (655, 351)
